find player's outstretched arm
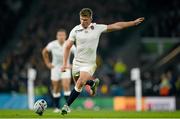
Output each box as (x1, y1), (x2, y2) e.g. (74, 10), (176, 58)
(107, 17), (144, 32)
(61, 39), (73, 71)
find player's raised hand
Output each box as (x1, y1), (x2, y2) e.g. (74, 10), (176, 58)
(134, 17), (145, 26)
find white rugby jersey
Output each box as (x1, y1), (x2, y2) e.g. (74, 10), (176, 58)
(69, 23), (107, 65)
(46, 40), (76, 66)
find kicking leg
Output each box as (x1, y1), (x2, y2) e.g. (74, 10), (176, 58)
(74, 72), (99, 96)
(61, 71), (91, 115)
(86, 78), (100, 96)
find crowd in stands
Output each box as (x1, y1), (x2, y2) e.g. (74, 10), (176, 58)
(0, 0), (31, 50)
(142, 0), (180, 37)
(0, 0), (132, 95)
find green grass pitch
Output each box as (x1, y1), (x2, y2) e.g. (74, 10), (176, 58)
(0, 109), (180, 118)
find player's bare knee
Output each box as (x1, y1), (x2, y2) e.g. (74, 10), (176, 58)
(52, 86), (59, 93)
(78, 78), (86, 86)
(75, 78), (85, 92)
(63, 85), (70, 91)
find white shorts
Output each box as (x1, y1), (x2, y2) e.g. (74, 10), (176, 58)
(72, 63), (97, 77)
(51, 66), (71, 81)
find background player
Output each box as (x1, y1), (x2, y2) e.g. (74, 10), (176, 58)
(42, 29), (75, 113)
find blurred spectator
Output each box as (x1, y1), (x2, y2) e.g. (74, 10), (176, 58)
(113, 59), (127, 80)
(159, 73), (171, 96)
(0, 0), (179, 97)
(175, 76), (180, 95)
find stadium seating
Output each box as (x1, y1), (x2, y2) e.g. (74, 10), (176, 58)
(0, 0), (179, 98)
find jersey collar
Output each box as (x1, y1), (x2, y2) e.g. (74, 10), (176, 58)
(78, 23), (95, 30)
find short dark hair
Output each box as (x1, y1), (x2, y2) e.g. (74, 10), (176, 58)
(79, 8), (93, 18)
(57, 28), (66, 33)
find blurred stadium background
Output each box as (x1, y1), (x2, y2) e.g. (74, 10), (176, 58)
(0, 0), (180, 116)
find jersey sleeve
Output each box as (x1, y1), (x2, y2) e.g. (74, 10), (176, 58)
(68, 27), (76, 42)
(96, 24), (107, 33)
(46, 42), (53, 52)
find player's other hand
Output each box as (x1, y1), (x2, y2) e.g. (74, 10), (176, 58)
(61, 65), (68, 72)
(134, 17), (145, 25)
(67, 64), (72, 69)
(47, 63), (54, 69)
(61, 64), (71, 72)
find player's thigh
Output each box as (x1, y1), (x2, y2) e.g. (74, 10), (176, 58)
(72, 63), (96, 82)
(51, 66), (61, 80)
(61, 69), (71, 79)
(62, 78), (71, 86)
(61, 69), (71, 89)
(80, 64), (97, 76)
(79, 71), (92, 82)
(51, 67), (61, 91)
(75, 71), (92, 88)
(72, 66), (80, 83)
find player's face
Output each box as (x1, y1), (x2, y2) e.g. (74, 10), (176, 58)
(80, 16), (92, 28)
(57, 31), (66, 43)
